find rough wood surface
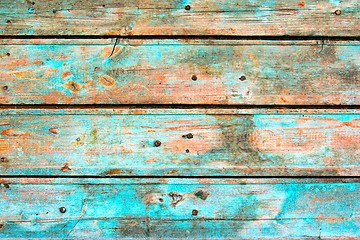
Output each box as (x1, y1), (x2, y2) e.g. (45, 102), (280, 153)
(0, 39), (359, 105)
(0, 0), (359, 36)
(0, 178), (358, 238)
(1, 109), (358, 176)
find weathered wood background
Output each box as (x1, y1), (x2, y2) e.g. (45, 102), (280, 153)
(0, 0), (359, 239)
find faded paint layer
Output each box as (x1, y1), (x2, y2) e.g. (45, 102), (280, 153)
(0, 112), (358, 176)
(0, 40), (359, 105)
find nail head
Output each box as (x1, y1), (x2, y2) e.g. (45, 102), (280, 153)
(185, 5), (191, 10)
(192, 209), (198, 216)
(239, 76), (246, 81)
(59, 207), (66, 213)
(2, 86), (8, 91)
(191, 75), (197, 81)
(154, 140), (161, 147)
(335, 10), (341, 15)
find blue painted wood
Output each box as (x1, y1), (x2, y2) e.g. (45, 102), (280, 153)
(0, 178), (358, 238)
(0, 0), (358, 36)
(0, 39), (359, 105)
(0, 109), (359, 176)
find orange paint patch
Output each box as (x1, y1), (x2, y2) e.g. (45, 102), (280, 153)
(61, 163), (71, 172)
(145, 158), (159, 163)
(251, 129), (327, 153)
(13, 70), (38, 80)
(331, 132), (359, 150)
(62, 71), (73, 80)
(104, 169), (124, 175)
(99, 75), (116, 87)
(49, 128), (59, 134)
(298, 2), (305, 7)
(1, 128), (31, 137)
(65, 81), (80, 92)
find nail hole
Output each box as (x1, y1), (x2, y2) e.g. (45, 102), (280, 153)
(59, 207), (66, 213)
(31, 2), (35, 5)
(192, 209), (198, 216)
(1, 157), (6, 162)
(239, 75), (246, 81)
(191, 75), (197, 81)
(52, 9), (56, 13)
(185, 149), (190, 153)
(6, 20), (11, 24)
(159, 198), (164, 202)
(102, 4), (105, 7)
(6, 53), (10, 56)
(185, 5), (191, 10)
(2, 86), (8, 91)
(154, 140), (161, 147)
(334, 10), (341, 15)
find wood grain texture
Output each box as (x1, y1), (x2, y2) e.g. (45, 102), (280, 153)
(1, 109), (359, 176)
(0, 178), (358, 238)
(0, 0), (359, 36)
(0, 39), (359, 105)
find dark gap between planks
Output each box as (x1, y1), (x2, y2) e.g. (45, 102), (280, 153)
(0, 175), (359, 179)
(0, 35), (358, 41)
(1, 104), (360, 110)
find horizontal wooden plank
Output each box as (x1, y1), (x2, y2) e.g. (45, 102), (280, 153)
(0, 178), (358, 238)
(0, 0), (359, 36)
(1, 107), (360, 115)
(1, 110), (359, 176)
(0, 39), (359, 105)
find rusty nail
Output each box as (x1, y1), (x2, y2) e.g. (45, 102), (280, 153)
(1, 157), (6, 162)
(191, 75), (197, 81)
(159, 198), (164, 202)
(239, 75), (246, 81)
(3, 184), (9, 189)
(185, 5), (191, 10)
(59, 207), (66, 213)
(183, 133), (193, 139)
(2, 86), (8, 91)
(154, 140), (161, 147)
(334, 10), (341, 15)
(192, 209), (198, 216)
(185, 149), (190, 153)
